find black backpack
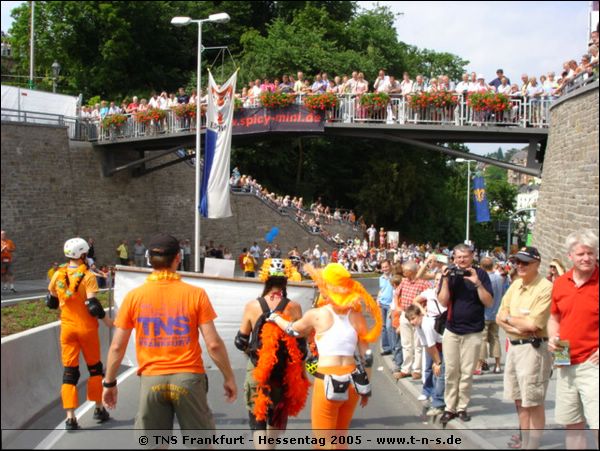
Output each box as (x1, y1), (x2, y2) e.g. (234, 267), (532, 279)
(248, 296), (290, 367)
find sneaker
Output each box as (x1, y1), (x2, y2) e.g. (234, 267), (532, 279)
(65, 418), (80, 431)
(481, 361), (490, 371)
(473, 368), (482, 376)
(380, 350), (392, 356)
(417, 394), (429, 401)
(9, 288), (17, 293)
(493, 365), (502, 374)
(93, 407), (110, 422)
(426, 406), (444, 416)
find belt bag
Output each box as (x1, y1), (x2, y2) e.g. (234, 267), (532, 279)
(351, 367), (372, 397)
(324, 374), (351, 401)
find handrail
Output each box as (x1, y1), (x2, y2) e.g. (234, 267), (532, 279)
(1, 91), (559, 144)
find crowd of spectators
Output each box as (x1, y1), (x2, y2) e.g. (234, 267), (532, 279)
(82, 29), (599, 125)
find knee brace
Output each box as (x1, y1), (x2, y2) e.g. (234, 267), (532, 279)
(87, 361), (104, 377)
(63, 366), (80, 386)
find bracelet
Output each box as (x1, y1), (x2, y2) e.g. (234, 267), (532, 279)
(102, 379), (117, 388)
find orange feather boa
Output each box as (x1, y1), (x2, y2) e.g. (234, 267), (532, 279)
(252, 316), (310, 423)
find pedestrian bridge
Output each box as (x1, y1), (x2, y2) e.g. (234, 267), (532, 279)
(1, 94), (550, 177)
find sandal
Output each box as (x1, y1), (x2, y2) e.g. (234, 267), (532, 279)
(507, 439), (521, 449)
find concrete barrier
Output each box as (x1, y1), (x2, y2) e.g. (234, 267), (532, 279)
(1, 320), (111, 430)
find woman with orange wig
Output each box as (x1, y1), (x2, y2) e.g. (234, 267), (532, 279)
(268, 262), (382, 448)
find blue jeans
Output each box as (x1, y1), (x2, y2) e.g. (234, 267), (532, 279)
(392, 331), (404, 371)
(423, 352), (434, 397)
(431, 352), (445, 409)
(379, 304), (394, 353)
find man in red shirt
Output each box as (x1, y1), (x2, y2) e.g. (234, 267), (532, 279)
(548, 229), (599, 449)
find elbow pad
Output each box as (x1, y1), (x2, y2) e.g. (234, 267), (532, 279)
(234, 331), (250, 352)
(46, 293), (59, 310)
(85, 297), (106, 319)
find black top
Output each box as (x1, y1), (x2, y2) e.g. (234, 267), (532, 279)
(446, 267), (493, 335)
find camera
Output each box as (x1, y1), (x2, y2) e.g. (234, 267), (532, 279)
(447, 264), (471, 278)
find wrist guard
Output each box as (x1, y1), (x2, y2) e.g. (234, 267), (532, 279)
(363, 349), (373, 368)
(46, 293), (59, 309)
(285, 321), (300, 337)
(85, 297), (106, 319)
(234, 331), (250, 352)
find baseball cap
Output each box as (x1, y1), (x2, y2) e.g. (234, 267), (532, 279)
(510, 246), (541, 263)
(148, 233), (180, 256)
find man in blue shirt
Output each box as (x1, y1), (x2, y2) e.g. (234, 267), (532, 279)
(438, 244), (493, 425)
(378, 260), (394, 355)
(476, 257), (506, 374)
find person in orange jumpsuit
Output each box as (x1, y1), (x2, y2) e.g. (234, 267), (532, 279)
(268, 263), (382, 449)
(47, 237), (113, 430)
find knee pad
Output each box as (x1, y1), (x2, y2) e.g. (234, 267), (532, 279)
(63, 366), (80, 386)
(87, 361), (104, 377)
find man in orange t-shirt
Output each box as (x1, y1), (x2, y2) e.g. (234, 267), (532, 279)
(102, 234), (237, 431)
(1, 230), (17, 292)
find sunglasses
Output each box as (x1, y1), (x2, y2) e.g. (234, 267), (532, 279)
(514, 260), (531, 267)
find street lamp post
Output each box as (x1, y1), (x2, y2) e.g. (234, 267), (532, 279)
(456, 158), (476, 245)
(506, 208), (536, 255)
(171, 13), (230, 273)
(51, 61), (61, 93)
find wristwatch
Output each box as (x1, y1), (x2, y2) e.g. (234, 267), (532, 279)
(102, 379), (117, 388)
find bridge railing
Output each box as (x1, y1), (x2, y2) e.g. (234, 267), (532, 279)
(2, 93), (554, 143)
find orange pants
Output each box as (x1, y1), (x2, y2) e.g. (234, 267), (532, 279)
(60, 326), (102, 409)
(312, 365), (358, 449)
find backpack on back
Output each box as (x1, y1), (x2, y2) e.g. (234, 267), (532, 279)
(248, 296), (290, 367)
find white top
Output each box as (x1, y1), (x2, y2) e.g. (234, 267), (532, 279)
(420, 288), (447, 318)
(315, 305), (358, 357)
(415, 316), (442, 348)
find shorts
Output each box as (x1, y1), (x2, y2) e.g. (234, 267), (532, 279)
(1, 261), (12, 275)
(135, 372), (214, 431)
(503, 341), (552, 407)
(555, 359), (599, 429)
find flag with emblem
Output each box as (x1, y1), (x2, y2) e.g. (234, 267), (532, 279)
(472, 175), (490, 223)
(200, 70), (237, 218)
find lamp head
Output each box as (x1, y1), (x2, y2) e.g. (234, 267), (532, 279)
(208, 12), (230, 23)
(455, 158), (466, 163)
(52, 61), (61, 77)
(171, 16), (192, 26)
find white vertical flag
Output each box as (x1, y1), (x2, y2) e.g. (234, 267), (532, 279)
(200, 70), (237, 218)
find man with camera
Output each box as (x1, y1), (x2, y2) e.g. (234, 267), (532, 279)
(437, 244), (493, 425)
(496, 246), (552, 449)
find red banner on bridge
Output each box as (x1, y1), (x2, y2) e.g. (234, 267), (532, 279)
(232, 105), (324, 134)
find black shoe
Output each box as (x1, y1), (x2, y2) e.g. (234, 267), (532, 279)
(457, 410), (471, 422)
(380, 350), (392, 356)
(65, 418), (80, 431)
(93, 407), (110, 422)
(10, 288), (17, 293)
(440, 411), (456, 425)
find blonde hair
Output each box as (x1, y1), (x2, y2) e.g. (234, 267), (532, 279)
(565, 229), (599, 256)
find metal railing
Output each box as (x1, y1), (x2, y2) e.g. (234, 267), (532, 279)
(0, 91), (565, 143)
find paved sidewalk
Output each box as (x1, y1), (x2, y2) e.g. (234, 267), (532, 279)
(380, 340), (596, 449)
(0, 278), (49, 304)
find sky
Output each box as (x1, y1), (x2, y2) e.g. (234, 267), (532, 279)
(2, 1), (595, 155)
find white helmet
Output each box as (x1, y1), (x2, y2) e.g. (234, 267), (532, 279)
(64, 237), (90, 259)
(269, 258), (285, 277)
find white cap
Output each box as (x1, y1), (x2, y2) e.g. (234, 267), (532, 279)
(477, 74), (485, 80)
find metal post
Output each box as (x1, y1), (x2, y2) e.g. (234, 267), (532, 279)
(466, 161), (471, 244)
(194, 22), (203, 273)
(29, 1), (35, 89)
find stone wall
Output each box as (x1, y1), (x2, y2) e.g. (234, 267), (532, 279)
(1, 123), (350, 279)
(533, 81), (599, 266)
